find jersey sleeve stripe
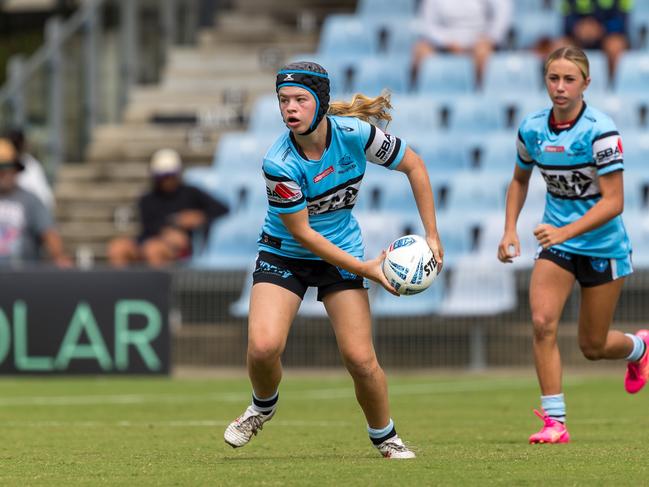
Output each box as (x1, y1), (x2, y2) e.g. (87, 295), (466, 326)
(268, 196), (305, 208)
(597, 159), (624, 169)
(263, 171), (293, 183)
(382, 138), (402, 167)
(592, 130), (620, 142)
(364, 125), (376, 151)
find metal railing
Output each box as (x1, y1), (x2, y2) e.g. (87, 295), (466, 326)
(0, 0), (204, 178)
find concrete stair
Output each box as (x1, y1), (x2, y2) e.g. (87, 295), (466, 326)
(53, 0), (356, 264)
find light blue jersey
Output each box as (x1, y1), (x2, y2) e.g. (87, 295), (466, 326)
(260, 115), (406, 259)
(517, 103), (630, 259)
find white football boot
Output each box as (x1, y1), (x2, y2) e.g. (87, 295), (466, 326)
(224, 405), (275, 448)
(375, 435), (416, 459)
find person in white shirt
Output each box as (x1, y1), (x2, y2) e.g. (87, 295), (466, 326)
(411, 0), (513, 87)
(6, 129), (55, 211)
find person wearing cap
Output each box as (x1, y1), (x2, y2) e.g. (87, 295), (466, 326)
(0, 137), (71, 267)
(107, 148), (229, 267)
(223, 62), (444, 459)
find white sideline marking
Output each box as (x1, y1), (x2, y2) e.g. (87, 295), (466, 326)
(0, 377), (578, 408)
(2, 419), (352, 428)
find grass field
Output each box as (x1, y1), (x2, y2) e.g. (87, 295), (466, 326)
(1, 371), (647, 486)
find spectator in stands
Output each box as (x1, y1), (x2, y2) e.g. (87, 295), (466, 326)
(558, 0), (632, 79)
(0, 137), (71, 267)
(5, 128), (55, 211)
(107, 148), (229, 268)
(498, 46), (644, 445)
(411, 0), (513, 87)
(224, 62), (443, 459)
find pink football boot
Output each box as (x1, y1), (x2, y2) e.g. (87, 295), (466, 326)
(625, 329), (649, 394)
(528, 409), (570, 444)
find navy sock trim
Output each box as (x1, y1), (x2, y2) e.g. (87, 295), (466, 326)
(370, 426), (397, 445)
(252, 392), (278, 411)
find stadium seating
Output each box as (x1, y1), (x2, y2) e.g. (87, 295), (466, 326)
(614, 52), (649, 94)
(371, 276), (445, 317)
(248, 95), (284, 134)
(447, 95), (508, 133)
(439, 256), (517, 316)
(482, 52), (543, 94)
(356, 0), (418, 20)
(416, 55), (476, 95)
(352, 56), (410, 96)
(318, 15), (376, 61)
(511, 11), (562, 49)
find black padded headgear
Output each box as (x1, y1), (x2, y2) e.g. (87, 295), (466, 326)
(276, 61), (330, 135)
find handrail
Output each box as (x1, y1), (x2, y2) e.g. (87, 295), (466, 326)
(0, 0), (203, 175)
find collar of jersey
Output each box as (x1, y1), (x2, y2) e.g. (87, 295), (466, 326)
(548, 102), (587, 135)
(288, 117), (332, 163)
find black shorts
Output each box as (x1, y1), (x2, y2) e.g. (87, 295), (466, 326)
(536, 247), (633, 288)
(252, 251), (368, 301)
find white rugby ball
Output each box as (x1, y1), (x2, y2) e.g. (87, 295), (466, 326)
(382, 235), (438, 295)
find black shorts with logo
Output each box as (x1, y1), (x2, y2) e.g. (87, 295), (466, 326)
(252, 251), (368, 301)
(536, 247), (633, 288)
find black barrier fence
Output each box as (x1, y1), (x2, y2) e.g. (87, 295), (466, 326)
(1, 266), (647, 373)
(170, 267), (649, 369)
(0, 269), (171, 374)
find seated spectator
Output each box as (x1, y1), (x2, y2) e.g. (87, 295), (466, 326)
(107, 148), (229, 268)
(5, 128), (55, 211)
(558, 0), (632, 80)
(0, 138), (72, 267)
(411, 0), (513, 87)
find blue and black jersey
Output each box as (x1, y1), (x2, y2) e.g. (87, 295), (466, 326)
(517, 103), (630, 258)
(260, 115), (406, 260)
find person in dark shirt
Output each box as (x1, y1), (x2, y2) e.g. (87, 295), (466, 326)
(107, 149), (228, 267)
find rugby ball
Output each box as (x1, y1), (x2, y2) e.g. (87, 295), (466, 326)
(382, 235), (438, 295)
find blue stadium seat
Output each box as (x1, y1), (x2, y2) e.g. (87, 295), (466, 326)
(439, 256), (517, 316)
(447, 95), (508, 133)
(629, 9), (649, 49)
(416, 55), (476, 95)
(444, 171), (509, 213)
(371, 276), (445, 317)
(582, 50), (610, 93)
(506, 94), (548, 129)
(183, 166), (220, 195)
(511, 11), (562, 49)
(318, 15), (376, 60)
(614, 52), (649, 94)
(515, 0), (556, 13)
(407, 132), (472, 174)
(587, 93), (643, 130)
(211, 132), (275, 174)
(623, 131), (649, 173)
(482, 52), (543, 95)
(387, 94), (443, 140)
(622, 210), (649, 269)
(191, 212), (264, 271)
(352, 56), (410, 96)
(478, 133), (517, 174)
(381, 20), (420, 56)
(248, 95), (284, 134)
(356, 0), (417, 19)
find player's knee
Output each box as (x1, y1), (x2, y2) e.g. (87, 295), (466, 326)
(344, 354), (380, 380)
(247, 338), (283, 365)
(579, 339), (606, 361)
(531, 313), (557, 342)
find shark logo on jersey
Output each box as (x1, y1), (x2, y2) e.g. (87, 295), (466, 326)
(540, 167), (599, 199)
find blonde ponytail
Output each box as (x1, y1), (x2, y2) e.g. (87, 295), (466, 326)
(328, 91), (393, 125)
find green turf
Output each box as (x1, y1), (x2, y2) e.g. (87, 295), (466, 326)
(0, 372), (646, 486)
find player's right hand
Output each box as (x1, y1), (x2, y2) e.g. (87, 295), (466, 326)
(497, 231), (520, 264)
(363, 251), (400, 296)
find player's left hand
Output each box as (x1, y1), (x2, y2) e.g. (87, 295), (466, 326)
(533, 223), (568, 249)
(426, 233), (444, 274)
